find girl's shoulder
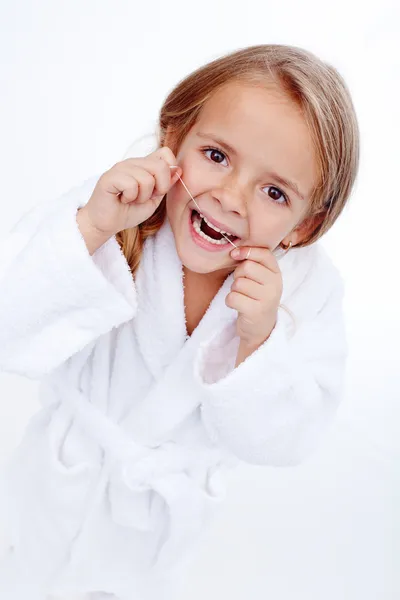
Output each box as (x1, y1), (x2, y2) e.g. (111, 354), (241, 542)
(286, 239), (343, 285)
(310, 242), (343, 283)
(282, 241), (344, 318)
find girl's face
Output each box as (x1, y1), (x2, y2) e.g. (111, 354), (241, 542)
(166, 81), (319, 282)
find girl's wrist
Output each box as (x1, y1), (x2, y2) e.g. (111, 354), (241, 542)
(76, 207), (112, 255)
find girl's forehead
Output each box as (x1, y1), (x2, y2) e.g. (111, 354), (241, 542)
(194, 83), (305, 148)
(200, 80), (293, 118)
(191, 84), (318, 202)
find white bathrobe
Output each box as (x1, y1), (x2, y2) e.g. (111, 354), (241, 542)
(0, 174), (347, 600)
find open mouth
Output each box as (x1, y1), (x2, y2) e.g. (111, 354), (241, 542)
(190, 209), (240, 245)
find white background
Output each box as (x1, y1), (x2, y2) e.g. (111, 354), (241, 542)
(0, 1), (399, 598)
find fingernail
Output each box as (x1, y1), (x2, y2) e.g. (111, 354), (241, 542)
(170, 167), (181, 178)
(231, 249), (240, 258)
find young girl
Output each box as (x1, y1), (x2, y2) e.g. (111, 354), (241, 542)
(0, 44), (359, 600)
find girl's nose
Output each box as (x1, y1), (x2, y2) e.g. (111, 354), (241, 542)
(211, 185), (249, 216)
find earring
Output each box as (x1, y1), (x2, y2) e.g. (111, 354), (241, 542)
(273, 240), (293, 259)
(280, 240), (293, 254)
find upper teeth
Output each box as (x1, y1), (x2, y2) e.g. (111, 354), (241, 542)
(198, 211), (235, 237)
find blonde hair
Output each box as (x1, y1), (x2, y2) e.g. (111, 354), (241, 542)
(116, 44), (360, 277)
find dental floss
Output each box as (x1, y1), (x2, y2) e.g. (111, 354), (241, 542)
(169, 165), (239, 249)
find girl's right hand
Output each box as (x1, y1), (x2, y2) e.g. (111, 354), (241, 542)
(82, 147), (182, 237)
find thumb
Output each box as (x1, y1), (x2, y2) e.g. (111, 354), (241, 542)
(170, 165), (183, 181)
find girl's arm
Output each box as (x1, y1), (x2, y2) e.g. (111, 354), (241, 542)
(193, 272), (347, 467)
(0, 175), (137, 380)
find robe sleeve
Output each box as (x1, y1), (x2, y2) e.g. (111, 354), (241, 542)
(0, 175), (137, 380)
(193, 276), (347, 467)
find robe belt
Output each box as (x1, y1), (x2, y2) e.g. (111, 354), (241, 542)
(50, 381), (226, 570)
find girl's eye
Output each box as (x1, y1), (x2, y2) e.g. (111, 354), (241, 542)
(262, 185), (289, 207)
(202, 147), (228, 166)
(202, 147), (289, 207)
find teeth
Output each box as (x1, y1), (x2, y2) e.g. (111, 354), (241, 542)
(198, 211), (236, 237)
(192, 211), (230, 245)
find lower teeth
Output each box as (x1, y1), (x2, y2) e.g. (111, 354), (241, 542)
(192, 211), (231, 245)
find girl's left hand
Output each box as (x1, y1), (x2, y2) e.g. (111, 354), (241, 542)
(227, 246), (283, 347)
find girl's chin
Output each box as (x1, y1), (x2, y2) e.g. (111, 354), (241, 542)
(179, 252), (236, 277)
(180, 254), (224, 272)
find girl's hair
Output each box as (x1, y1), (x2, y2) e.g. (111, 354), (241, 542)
(116, 44), (360, 277)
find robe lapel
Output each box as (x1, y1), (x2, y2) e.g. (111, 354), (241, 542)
(132, 216), (188, 381)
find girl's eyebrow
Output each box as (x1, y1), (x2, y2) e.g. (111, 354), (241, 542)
(196, 132), (238, 157)
(196, 131), (307, 202)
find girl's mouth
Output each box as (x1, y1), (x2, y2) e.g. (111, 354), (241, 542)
(189, 209), (240, 252)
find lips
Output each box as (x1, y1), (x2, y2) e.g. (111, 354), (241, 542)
(189, 209), (236, 252)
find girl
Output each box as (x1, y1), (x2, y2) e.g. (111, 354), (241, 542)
(0, 44), (359, 600)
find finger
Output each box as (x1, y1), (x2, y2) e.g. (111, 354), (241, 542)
(154, 146), (183, 188)
(231, 246), (280, 274)
(164, 163), (183, 189)
(231, 277), (265, 301)
(169, 164), (183, 180)
(103, 171), (139, 203)
(135, 167), (157, 204)
(225, 290), (259, 313)
(145, 154), (181, 196)
(232, 260), (269, 285)
(124, 156), (181, 197)
(110, 165), (150, 203)
(155, 145), (179, 168)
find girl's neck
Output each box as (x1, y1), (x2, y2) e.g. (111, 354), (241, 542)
(182, 267), (227, 337)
